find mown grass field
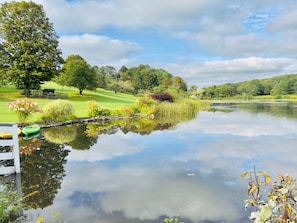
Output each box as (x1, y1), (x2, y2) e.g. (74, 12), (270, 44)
(0, 82), (138, 123)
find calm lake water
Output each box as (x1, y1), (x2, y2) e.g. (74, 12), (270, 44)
(5, 102), (297, 223)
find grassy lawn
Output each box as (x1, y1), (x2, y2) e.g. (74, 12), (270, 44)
(0, 82), (138, 123)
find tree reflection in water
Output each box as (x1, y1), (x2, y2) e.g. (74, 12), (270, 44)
(68, 124), (98, 150)
(20, 141), (69, 209)
(18, 111), (202, 211)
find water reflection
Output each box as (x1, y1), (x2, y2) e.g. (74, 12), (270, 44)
(239, 102), (297, 120)
(3, 102), (297, 223)
(212, 101), (297, 120)
(20, 141), (69, 209)
(43, 125), (77, 144)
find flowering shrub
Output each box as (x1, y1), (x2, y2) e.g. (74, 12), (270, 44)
(8, 99), (40, 123)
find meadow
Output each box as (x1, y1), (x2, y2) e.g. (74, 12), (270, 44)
(0, 82), (138, 123)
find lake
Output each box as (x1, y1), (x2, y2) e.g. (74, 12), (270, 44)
(4, 102), (297, 223)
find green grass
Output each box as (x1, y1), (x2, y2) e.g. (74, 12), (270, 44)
(0, 82), (138, 123)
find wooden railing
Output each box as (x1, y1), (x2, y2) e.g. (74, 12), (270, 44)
(0, 123), (20, 175)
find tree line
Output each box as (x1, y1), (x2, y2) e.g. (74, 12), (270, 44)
(0, 1), (188, 97)
(201, 74), (297, 99)
(55, 55), (188, 95)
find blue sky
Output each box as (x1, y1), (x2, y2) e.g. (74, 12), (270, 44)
(1, 0), (297, 87)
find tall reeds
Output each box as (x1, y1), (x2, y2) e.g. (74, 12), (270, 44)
(155, 100), (209, 123)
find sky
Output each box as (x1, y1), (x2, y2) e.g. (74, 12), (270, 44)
(1, 0), (297, 87)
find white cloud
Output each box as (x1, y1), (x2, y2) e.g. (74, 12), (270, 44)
(1, 0), (297, 86)
(36, 0), (228, 31)
(59, 34), (141, 66)
(161, 57), (297, 87)
(267, 6), (297, 32)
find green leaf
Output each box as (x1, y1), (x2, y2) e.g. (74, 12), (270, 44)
(259, 206), (272, 222)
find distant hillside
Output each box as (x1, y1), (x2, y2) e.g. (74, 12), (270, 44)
(201, 74), (297, 99)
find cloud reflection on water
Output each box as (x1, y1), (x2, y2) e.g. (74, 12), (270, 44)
(25, 109), (297, 223)
(66, 131), (143, 162)
(44, 161), (246, 223)
(177, 111), (296, 137)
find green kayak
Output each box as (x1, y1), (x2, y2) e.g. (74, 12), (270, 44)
(22, 124), (41, 137)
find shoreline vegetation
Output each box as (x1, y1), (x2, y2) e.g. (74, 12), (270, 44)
(0, 82), (138, 123)
(0, 82), (210, 126)
(1, 82), (296, 126)
(210, 98), (297, 105)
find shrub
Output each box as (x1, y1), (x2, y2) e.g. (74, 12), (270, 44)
(87, 101), (99, 117)
(114, 106), (137, 118)
(135, 95), (158, 116)
(87, 101), (111, 117)
(41, 99), (75, 122)
(241, 166), (297, 222)
(8, 98), (40, 123)
(0, 183), (21, 222)
(151, 92), (174, 102)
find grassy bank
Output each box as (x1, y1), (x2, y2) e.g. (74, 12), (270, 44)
(0, 82), (138, 123)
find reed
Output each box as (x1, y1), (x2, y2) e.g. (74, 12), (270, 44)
(155, 100), (209, 123)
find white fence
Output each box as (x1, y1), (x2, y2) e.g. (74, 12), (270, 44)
(0, 123), (20, 175)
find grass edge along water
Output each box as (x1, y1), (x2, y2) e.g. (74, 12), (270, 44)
(0, 82), (138, 123)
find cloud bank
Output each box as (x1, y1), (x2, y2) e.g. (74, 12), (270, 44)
(1, 0), (297, 86)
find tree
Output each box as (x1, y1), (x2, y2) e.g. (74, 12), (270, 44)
(0, 1), (63, 96)
(119, 65), (130, 81)
(171, 76), (187, 92)
(140, 69), (158, 90)
(93, 65), (107, 89)
(236, 80), (262, 96)
(56, 55), (97, 94)
(155, 69), (172, 88)
(103, 65), (119, 80)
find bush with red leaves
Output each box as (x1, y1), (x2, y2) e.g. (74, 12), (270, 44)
(151, 92), (174, 102)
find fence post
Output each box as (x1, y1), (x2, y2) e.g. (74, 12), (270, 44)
(12, 123), (20, 173)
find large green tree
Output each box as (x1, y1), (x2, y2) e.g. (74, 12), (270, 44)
(56, 54), (97, 94)
(0, 1), (63, 96)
